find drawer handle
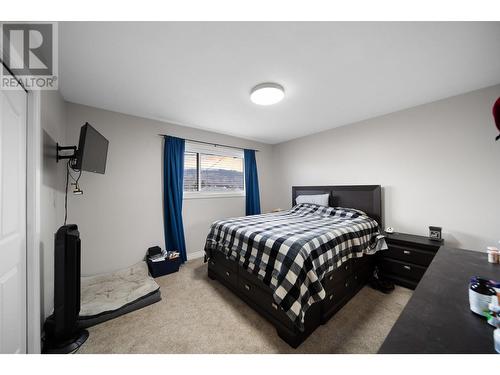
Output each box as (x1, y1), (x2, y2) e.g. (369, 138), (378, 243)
(244, 284), (251, 291)
(225, 271), (230, 276)
(329, 294), (334, 301)
(345, 281), (349, 288)
(272, 303), (278, 310)
(354, 275), (358, 280)
(403, 265), (411, 270)
(329, 275), (334, 281)
(344, 264), (349, 270)
(403, 250), (411, 255)
(209, 260), (215, 265)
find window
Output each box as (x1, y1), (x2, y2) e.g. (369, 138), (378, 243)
(183, 152), (198, 192)
(183, 142), (245, 198)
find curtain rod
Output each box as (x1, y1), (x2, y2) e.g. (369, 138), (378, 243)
(158, 134), (259, 152)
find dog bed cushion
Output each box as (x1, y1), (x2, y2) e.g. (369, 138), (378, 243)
(78, 261), (160, 326)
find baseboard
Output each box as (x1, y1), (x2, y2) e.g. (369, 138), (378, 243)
(187, 250), (205, 260)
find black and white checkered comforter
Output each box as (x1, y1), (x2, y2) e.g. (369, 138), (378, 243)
(204, 203), (386, 329)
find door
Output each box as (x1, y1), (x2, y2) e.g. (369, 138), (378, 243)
(0, 88), (27, 353)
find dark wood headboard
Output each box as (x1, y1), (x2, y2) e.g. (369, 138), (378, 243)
(292, 185), (382, 227)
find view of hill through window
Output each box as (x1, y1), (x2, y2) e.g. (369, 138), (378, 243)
(183, 152), (244, 192)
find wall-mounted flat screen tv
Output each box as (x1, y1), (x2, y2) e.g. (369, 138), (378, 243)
(75, 123), (109, 174)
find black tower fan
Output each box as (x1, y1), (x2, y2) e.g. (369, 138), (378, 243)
(42, 225), (88, 353)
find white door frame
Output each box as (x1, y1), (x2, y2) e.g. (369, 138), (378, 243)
(26, 89), (41, 354)
(2, 44), (42, 353)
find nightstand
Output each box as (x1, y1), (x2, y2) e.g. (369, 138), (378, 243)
(378, 232), (443, 289)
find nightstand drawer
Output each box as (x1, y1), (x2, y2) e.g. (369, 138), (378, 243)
(379, 258), (426, 282)
(384, 244), (435, 267)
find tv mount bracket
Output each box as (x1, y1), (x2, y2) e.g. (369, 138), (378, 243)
(56, 143), (77, 163)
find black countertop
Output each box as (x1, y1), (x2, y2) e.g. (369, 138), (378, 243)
(379, 246), (500, 354)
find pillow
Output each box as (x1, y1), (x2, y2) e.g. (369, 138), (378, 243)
(295, 193), (330, 207)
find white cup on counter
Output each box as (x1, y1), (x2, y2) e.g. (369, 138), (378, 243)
(487, 247), (499, 264)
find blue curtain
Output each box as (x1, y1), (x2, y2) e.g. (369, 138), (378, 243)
(163, 136), (187, 263)
(244, 149), (261, 215)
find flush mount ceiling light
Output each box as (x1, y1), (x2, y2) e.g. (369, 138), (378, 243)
(250, 83), (285, 105)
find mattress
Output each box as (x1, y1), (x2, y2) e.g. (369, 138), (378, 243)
(204, 203), (386, 328)
(78, 261), (161, 328)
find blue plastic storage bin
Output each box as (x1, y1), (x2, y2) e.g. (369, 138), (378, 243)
(147, 257), (181, 277)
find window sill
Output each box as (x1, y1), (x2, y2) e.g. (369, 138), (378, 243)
(183, 192), (245, 200)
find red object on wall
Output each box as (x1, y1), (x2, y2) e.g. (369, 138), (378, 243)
(494, 97), (500, 141)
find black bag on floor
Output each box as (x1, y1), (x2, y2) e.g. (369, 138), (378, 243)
(369, 265), (395, 294)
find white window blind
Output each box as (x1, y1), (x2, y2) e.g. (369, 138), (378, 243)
(183, 141), (245, 197)
(183, 152), (198, 192)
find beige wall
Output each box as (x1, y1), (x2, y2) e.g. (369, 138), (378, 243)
(65, 103), (274, 276)
(271, 84), (500, 251)
(40, 91), (67, 319)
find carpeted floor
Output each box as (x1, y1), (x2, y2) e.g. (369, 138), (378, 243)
(78, 259), (412, 354)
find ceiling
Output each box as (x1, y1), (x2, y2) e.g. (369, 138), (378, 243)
(59, 22), (500, 144)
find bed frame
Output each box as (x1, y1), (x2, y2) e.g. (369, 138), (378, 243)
(207, 185), (382, 348)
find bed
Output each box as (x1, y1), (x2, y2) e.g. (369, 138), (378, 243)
(204, 185), (385, 347)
